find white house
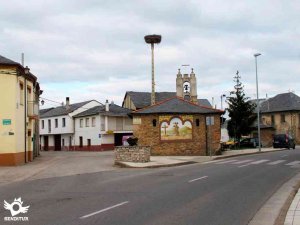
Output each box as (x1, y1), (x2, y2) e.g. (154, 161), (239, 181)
(39, 98), (101, 150)
(73, 101), (133, 151)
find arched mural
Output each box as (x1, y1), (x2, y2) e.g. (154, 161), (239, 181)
(159, 116), (193, 141)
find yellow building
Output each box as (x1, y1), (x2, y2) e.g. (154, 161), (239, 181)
(0, 55), (41, 166)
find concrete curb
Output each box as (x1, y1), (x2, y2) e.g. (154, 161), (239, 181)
(115, 148), (290, 169)
(115, 161), (197, 168)
(248, 173), (300, 225)
(214, 148), (289, 161)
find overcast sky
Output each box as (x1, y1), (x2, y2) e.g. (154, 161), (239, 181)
(1, 0), (299, 109)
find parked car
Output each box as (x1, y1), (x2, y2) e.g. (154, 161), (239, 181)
(240, 138), (261, 148)
(273, 134), (295, 149)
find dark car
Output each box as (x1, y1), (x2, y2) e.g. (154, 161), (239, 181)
(273, 134), (295, 149)
(240, 138), (261, 148)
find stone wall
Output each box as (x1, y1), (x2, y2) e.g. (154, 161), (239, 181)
(133, 114), (221, 156)
(115, 146), (150, 163)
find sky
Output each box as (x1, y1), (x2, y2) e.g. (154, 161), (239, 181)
(1, 0), (299, 109)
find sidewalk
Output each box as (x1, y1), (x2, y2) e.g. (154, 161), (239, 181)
(117, 147), (287, 168)
(285, 188), (300, 225)
(0, 151), (117, 186)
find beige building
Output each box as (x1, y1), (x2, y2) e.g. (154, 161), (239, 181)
(0, 55), (41, 166)
(253, 92), (300, 146)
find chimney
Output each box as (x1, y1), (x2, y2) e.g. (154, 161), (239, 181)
(105, 100), (109, 111)
(66, 97), (70, 107)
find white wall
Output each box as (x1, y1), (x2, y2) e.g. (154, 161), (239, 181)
(74, 115), (101, 146)
(40, 115), (73, 135)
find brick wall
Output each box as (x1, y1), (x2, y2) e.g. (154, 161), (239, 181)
(115, 146), (150, 162)
(133, 114), (221, 156)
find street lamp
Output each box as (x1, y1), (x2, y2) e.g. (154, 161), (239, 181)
(220, 94), (226, 110)
(254, 53), (261, 151)
(144, 34), (162, 105)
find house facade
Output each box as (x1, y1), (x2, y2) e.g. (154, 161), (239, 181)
(254, 92), (300, 145)
(0, 55), (41, 166)
(73, 101), (133, 150)
(39, 98), (100, 151)
(132, 97), (223, 156)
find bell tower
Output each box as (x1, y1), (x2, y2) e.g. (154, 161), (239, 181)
(176, 68), (197, 104)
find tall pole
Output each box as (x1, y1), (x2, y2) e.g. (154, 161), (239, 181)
(151, 43), (155, 105)
(144, 34), (161, 105)
(254, 53), (261, 151)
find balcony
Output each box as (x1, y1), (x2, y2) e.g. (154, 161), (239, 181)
(27, 101), (39, 119)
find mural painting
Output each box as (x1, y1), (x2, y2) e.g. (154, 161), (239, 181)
(159, 115), (193, 141)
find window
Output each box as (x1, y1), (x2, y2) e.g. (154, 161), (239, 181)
(152, 119), (157, 127)
(62, 118), (66, 127)
(55, 119), (58, 128)
(271, 115), (275, 126)
(80, 119), (83, 128)
(92, 117), (96, 127)
(48, 119), (51, 133)
(41, 120), (44, 129)
(87, 139), (91, 147)
(281, 114), (285, 123)
(19, 82), (24, 105)
(86, 118), (90, 127)
(196, 119), (200, 127)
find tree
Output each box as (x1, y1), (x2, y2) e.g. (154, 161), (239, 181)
(226, 71), (256, 145)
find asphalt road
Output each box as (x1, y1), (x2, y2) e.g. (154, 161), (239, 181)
(1, 149), (300, 225)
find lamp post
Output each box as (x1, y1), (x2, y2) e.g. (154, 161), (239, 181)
(220, 94), (226, 110)
(254, 53), (261, 151)
(144, 34), (162, 105)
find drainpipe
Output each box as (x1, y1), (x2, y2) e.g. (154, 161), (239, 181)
(22, 54), (28, 163)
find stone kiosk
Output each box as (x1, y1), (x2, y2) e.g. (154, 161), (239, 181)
(132, 97), (223, 156)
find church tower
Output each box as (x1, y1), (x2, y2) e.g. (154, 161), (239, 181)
(176, 68), (197, 104)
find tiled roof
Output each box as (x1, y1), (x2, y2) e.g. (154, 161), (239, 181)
(40, 108), (54, 116)
(260, 92), (300, 113)
(0, 55), (20, 66)
(124, 91), (212, 109)
(40, 101), (94, 118)
(133, 97), (223, 114)
(74, 103), (132, 118)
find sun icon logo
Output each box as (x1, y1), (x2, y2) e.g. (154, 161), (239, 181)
(4, 197), (30, 217)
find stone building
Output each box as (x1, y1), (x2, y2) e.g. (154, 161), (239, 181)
(132, 97), (223, 156)
(252, 92), (300, 146)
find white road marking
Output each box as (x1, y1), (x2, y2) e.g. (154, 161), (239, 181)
(249, 159), (270, 165)
(238, 160), (269, 168)
(80, 201), (129, 219)
(232, 160), (253, 164)
(267, 160), (286, 165)
(286, 161), (300, 166)
(281, 155), (288, 158)
(238, 164), (250, 168)
(188, 176), (208, 183)
(202, 160), (224, 164)
(215, 160), (239, 164)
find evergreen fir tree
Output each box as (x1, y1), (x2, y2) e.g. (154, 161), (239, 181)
(226, 71), (256, 145)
